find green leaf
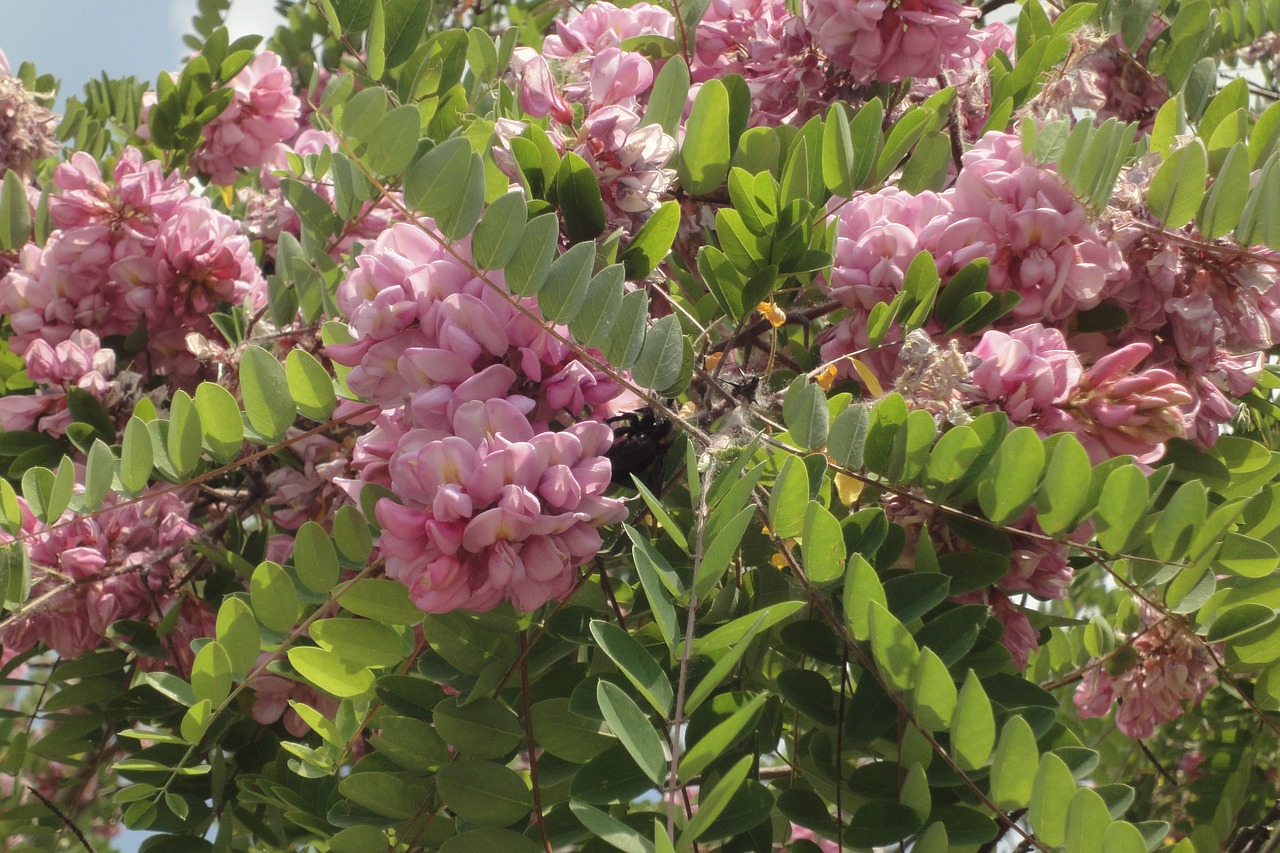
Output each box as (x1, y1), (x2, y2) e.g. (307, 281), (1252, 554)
(406, 139), (485, 239)
(365, 0), (387, 78)
(912, 647), (957, 729)
(802, 501), (846, 585)
(365, 104), (420, 175)
(570, 802), (655, 853)
(678, 79), (731, 195)
(631, 314), (685, 391)
(590, 620), (673, 717)
(288, 646), (374, 698)
(1102, 822), (1148, 853)
(1198, 141), (1251, 238)
(294, 521), (340, 595)
(1206, 602), (1276, 642)
(504, 212), (558, 296)
(1152, 480), (1207, 562)
(434, 695), (523, 758)
(843, 554), (886, 641)
(193, 382), (244, 464)
(783, 376), (829, 451)
(250, 560), (302, 634)
(473, 190), (527, 270)
(215, 597), (260, 679)
(596, 680), (667, 785)
(180, 699), (213, 744)
(869, 601), (920, 692)
(1028, 752), (1075, 847)
(285, 349), (337, 422)
(990, 716), (1039, 810)
(240, 345), (295, 441)
(84, 439), (115, 512)
(828, 403), (868, 471)
(191, 641), (232, 706)
(621, 200), (679, 279)
(1214, 533), (1280, 577)
(167, 390), (203, 478)
(1147, 139), (1206, 228)
(311, 618), (407, 668)
(680, 694), (766, 782)
(679, 755), (751, 847)
(976, 426), (1044, 526)
(569, 264), (625, 348)
(339, 771), (430, 820)
(333, 504), (374, 563)
(769, 455), (810, 539)
(340, 578), (424, 625)
(1095, 464), (1148, 553)
(555, 152), (607, 243)
(821, 102), (856, 196)
(641, 56), (689, 137)
(538, 241), (594, 324)
(1065, 787), (1110, 853)
(0, 170), (31, 250)
(1036, 434), (1092, 535)
(696, 504), (755, 598)
(950, 671), (995, 772)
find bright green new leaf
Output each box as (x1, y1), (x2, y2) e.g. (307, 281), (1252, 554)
(1065, 786), (1110, 853)
(180, 699), (213, 744)
(250, 560), (302, 634)
(768, 455), (810, 539)
(843, 554), (886, 641)
(1147, 139), (1206, 228)
(990, 716), (1039, 810)
(365, 0), (386, 78)
(596, 680), (667, 786)
(1028, 752), (1075, 846)
(191, 641), (232, 706)
(678, 79), (731, 196)
(0, 170), (30, 250)
(340, 577), (424, 625)
(911, 647), (957, 729)
(310, 618), (407, 668)
(802, 501), (846, 585)
(1036, 434), (1092, 535)
(976, 426), (1044, 526)
(1095, 464), (1148, 553)
(868, 601), (919, 692)
(288, 646), (374, 698)
(215, 597), (260, 678)
(642, 57), (689, 138)
(950, 671), (995, 771)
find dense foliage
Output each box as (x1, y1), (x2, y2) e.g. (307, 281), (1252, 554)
(2, 0), (1280, 849)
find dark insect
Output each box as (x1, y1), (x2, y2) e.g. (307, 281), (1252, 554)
(605, 407), (676, 489)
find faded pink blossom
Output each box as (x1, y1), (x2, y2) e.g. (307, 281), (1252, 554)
(805, 0), (978, 83)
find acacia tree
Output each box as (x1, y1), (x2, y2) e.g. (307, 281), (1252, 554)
(0, 0), (1279, 849)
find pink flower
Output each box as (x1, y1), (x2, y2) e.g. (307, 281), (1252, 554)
(804, 0), (978, 83)
(543, 2), (676, 58)
(1066, 342), (1193, 463)
(193, 51), (302, 184)
(970, 324), (1082, 423)
(510, 48), (574, 123)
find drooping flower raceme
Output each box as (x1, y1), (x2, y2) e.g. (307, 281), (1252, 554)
(804, 0), (979, 83)
(193, 51), (302, 185)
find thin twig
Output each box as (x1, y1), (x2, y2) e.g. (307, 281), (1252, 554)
(27, 786), (96, 853)
(521, 633), (555, 853)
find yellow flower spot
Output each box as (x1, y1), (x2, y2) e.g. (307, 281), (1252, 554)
(834, 471), (864, 506)
(705, 352), (724, 372)
(815, 364), (837, 392)
(757, 301), (786, 327)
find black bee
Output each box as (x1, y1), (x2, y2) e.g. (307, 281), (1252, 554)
(605, 407), (676, 489)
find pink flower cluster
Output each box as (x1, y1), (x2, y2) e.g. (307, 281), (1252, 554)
(805, 0), (979, 83)
(1074, 606), (1218, 739)
(0, 50), (58, 179)
(328, 222), (630, 612)
(507, 3), (677, 230)
(0, 147), (266, 388)
(193, 51), (302, 185)
(0, 489), (199, 660)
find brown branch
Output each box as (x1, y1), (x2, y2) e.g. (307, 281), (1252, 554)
(520, 633), (555, 853)
(27, 786), (96, 853)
